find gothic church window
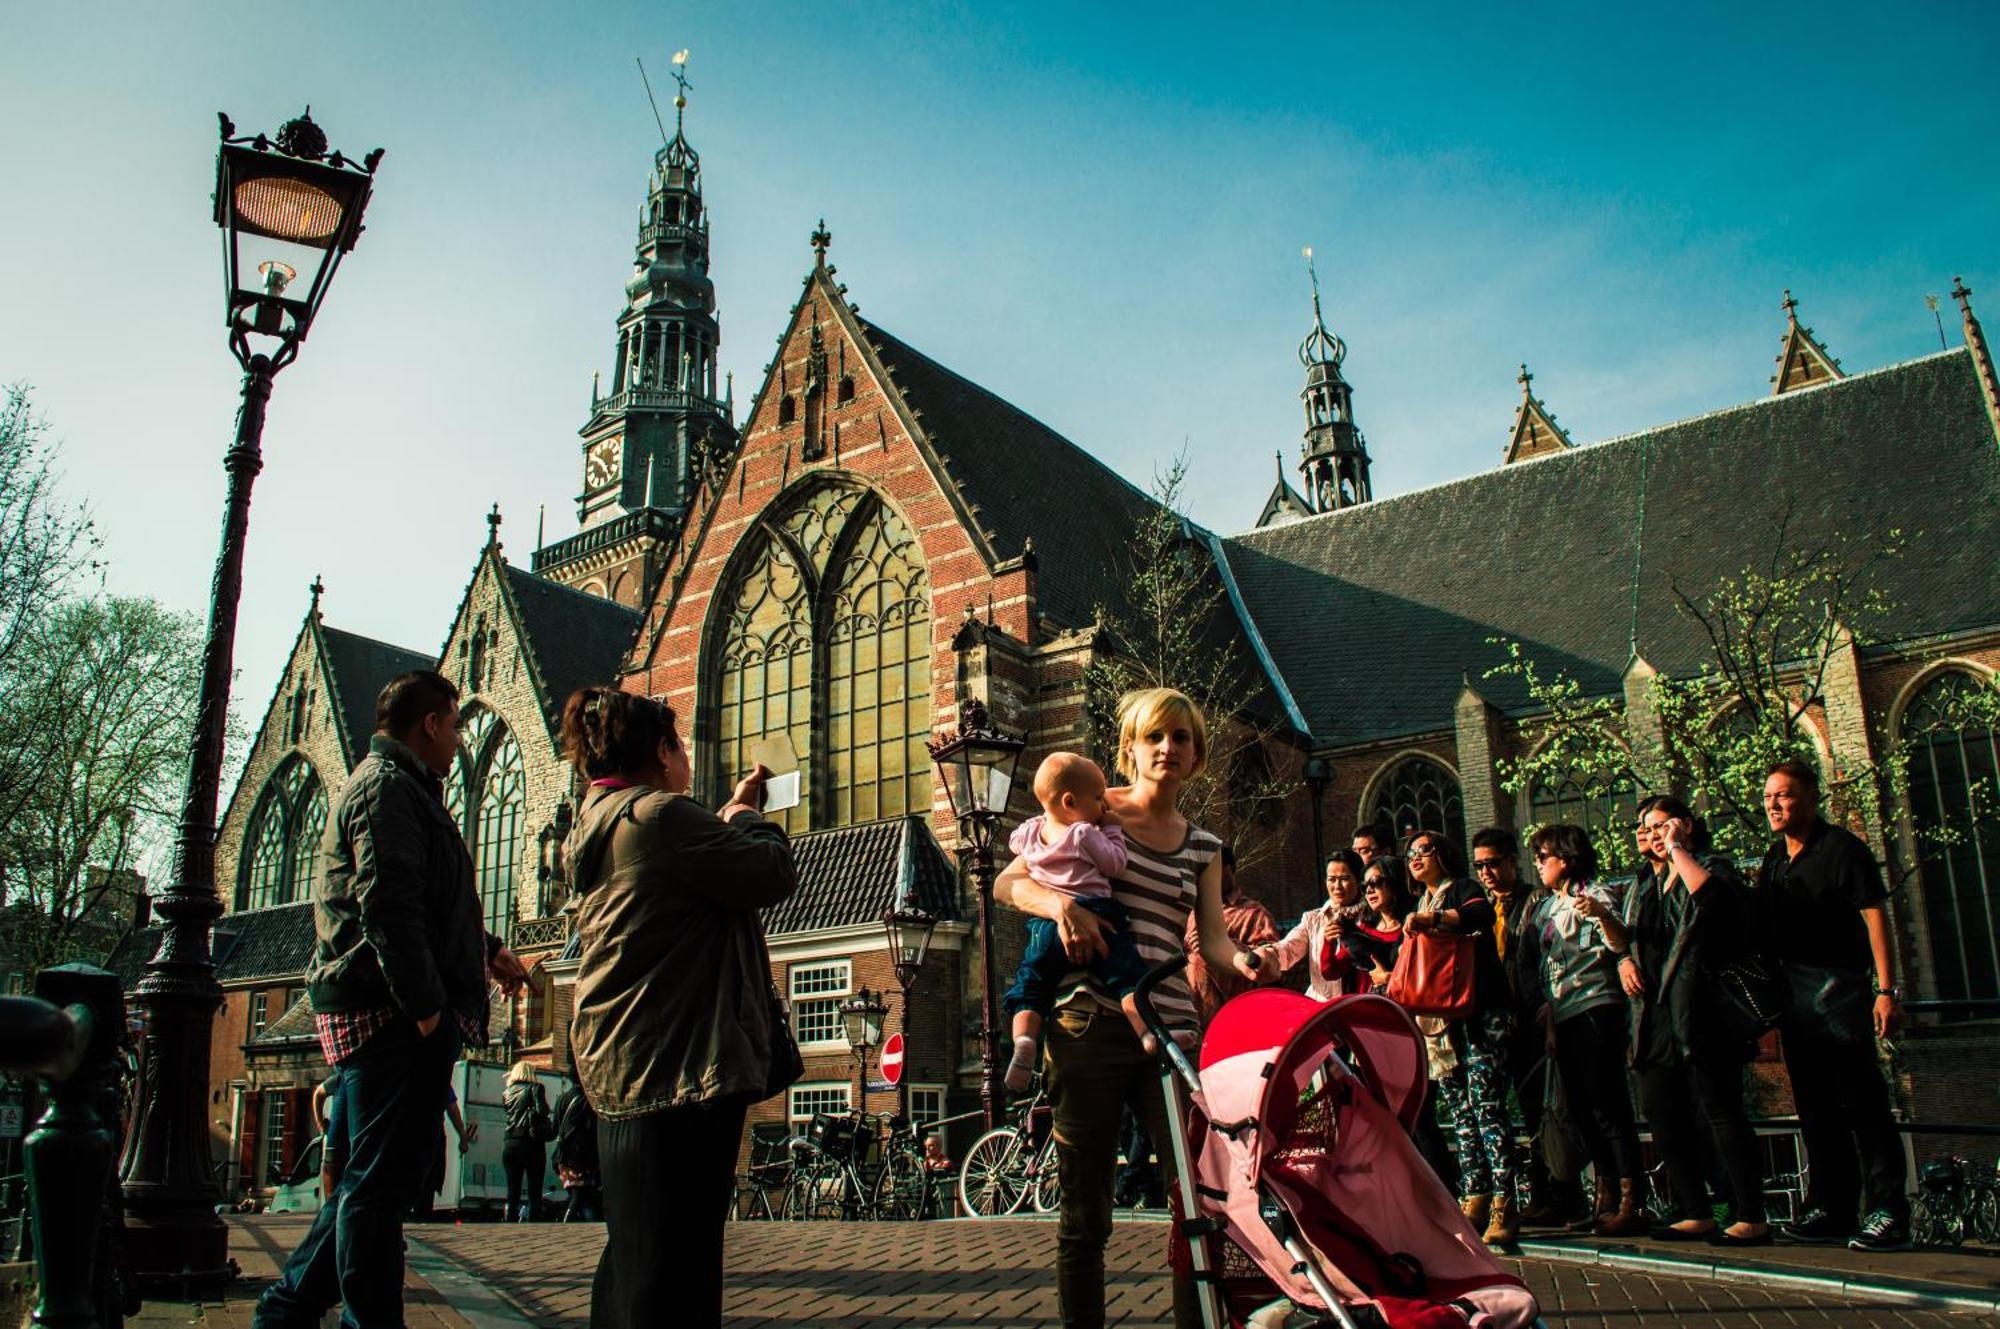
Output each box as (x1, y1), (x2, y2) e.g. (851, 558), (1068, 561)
(1527, 772), (1639, 869)
(237, 756), (327, 911)
(1902, 670), (2000, 1002)
(712, 483), (931, 832)
(447, 707), (528, 939)
(1366, 755), (1465, 850)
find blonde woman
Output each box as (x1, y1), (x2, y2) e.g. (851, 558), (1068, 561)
(997, 687), (1259, 1329)
(502, 1059), (551, 1222)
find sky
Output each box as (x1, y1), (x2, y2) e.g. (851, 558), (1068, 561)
(3, 0), (1997, 759)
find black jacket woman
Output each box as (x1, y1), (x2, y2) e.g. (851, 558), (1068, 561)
(560, 687), (798, 1329)
(1617, 795), (1770, 1245)
(501, 1062), (551, 1222)
(1402, 828), (1523, 1244)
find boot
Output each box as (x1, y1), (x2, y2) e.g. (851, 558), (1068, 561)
(1569, 1176), (1615, 1233)
(1595, 1178), (1648, 1238)
(1459, 1193), (1491, 1231)
(1483, 1192), (1520, 1245)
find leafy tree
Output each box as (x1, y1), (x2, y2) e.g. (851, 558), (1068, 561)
(1084, 455), (1297, 863)
(1490, 514), (2000, 875)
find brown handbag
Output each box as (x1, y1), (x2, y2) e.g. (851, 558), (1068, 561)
(1384, 926), (1477, 1018)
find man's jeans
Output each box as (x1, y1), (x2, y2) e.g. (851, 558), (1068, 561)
(253, 1022), (460, 1329)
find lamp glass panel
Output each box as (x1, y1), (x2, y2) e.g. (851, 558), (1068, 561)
(840, 1004), (866, 1048)
(864, 1005), (885, 1047)
(233, 174), (345, 246)
(986, 764), (1015, 816)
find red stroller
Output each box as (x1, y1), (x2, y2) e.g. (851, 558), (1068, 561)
(1133, 958), (1545, 1329)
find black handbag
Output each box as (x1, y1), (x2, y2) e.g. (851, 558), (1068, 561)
(762, 985), (804, 1100)
(1712, 953), (1787, 1044)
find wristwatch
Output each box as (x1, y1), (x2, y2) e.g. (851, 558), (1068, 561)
(1875, 985), (1901, 999)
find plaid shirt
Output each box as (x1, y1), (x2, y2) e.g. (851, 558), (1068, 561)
(316, 1006), (485, 1066)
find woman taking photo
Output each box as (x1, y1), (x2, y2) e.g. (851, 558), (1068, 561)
(560, 687), (797, 1329)
(1619, 795), (1770, 1246)
(1254, 849), (1373, 999)
(1404, 828), (1522, 1244)
(501, 1060), (551, 1222)
(996, 687), (1260, 1329)
(1517, 824), (1645, 1237)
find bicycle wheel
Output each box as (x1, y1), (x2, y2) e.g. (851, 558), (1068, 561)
(873, 1145), (926, 1220)
(958, 1128), (1031, 1217)
(1030, 1139), (1061, 1214)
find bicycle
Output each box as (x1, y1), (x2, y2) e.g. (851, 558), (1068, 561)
(784, 1111), (878, 1221)
(957, 1077), (1060, 1217)
(1912, 1156), (2000, 1247)
(871, 1115), (946, 1221)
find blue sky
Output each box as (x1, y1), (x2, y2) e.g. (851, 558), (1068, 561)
(3, 1), (1995, 749)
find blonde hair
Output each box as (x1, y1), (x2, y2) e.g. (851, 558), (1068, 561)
(507, 1059), (538, 1085)
(1113, 688), (1208, 781)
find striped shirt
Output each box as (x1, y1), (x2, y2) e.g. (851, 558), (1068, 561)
(1056, 822), (1223, 1031)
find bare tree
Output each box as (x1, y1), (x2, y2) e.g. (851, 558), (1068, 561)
(1084, 455), (1297, 863)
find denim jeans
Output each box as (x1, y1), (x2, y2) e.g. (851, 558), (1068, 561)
(253, 1021), (460, 1329)
(1044, 1000), (1198, 1329)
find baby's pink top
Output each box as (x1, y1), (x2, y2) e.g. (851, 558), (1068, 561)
(1006, 816), (1128, 899)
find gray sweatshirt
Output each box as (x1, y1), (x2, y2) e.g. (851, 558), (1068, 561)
(1522, 881), (1628, 1024)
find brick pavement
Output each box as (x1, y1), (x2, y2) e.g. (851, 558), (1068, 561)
(397, 1215), (2000, 1328)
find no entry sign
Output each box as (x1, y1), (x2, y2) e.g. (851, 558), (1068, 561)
(878, 1031), (905, 1085)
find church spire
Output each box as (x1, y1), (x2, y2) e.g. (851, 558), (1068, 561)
(1771, 289), (1844, 395)
(1296, 247), (1372, 512)
(1503, 362), (1574, 465)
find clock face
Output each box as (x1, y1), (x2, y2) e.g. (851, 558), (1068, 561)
(585, 439), (622, 490)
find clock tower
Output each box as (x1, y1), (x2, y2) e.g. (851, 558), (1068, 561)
(533, 55), (738, 608)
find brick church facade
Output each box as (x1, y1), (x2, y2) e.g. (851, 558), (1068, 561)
(112, 88), (2000, 1203)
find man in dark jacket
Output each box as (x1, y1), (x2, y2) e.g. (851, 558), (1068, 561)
(254, 671), (528, 1329)
(1760, 757), (1909, 1252)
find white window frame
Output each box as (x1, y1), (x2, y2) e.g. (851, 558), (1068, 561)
(787, 1081), (852, 1125)
(789, 959), (852, 1051)
(262, 1090), (288, 1185)
(250, 991), (270, 1037)
(907, 1083), (947, 1128)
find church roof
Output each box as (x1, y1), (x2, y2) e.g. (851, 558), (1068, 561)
(501, 565), (644, 726)
(858, 319), (1163, 632)
(105, 901), (319, 990)
(318, 626), (434, 764)
(1223, 348), (2000, 745)
(762, 814), (959, 937)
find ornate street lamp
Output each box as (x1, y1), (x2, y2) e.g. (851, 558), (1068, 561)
(882, 899), (938, 1118)
(838, 988), (888, 1111)
(925, 699), (1024, 1131)
(1302, 755), (1333, 875)
(119, 110), (381, 1290)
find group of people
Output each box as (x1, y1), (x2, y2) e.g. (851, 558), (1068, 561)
(251, 668), (1911, 1329)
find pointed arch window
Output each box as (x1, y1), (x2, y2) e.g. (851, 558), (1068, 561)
(1527, 772), (1639, 870)
(711, 483), (931, 832)
(237, 756), (327, 911)
(448, 708), (528, 938)
(1366, 756), (1465, 850)
(1903, 671), (2000, 1002)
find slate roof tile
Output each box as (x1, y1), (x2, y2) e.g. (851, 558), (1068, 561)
(763, 815), (960, 937)
(319, 627), (435, 764)
(103, 901), (319, 990)
(503, 566), (644, 725)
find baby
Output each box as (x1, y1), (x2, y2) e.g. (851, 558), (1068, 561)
(1002, 751), (1151, 1091)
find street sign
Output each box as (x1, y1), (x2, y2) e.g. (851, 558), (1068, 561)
(879, 1032), (905, 1086)
(0, 1106), (22, 1139)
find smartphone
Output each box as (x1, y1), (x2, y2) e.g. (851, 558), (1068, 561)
(747, 735), (802, 814)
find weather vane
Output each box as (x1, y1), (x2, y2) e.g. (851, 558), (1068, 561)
(671, 49), (692, 133)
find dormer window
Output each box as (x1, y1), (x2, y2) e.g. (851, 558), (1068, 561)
(778, 395), (797, 426)
(837, 375), (855, 405)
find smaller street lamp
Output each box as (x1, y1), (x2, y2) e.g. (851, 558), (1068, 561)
(882, 900), (938, 1118)
(838, 988), (888, 1111)
(926, 698), (1025, 1131)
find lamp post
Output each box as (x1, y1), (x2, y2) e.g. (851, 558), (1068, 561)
(925, 699), (1025, 1131)
(119, 110), (380, 1290)
(838, 988), (887, 1113)
(882, 900), (938, 1119)
(1302, 756), (1332, 875)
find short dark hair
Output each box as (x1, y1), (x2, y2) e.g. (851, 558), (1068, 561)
(376, 671), (459, 736)
(1636, 793), (1713, 852)
(1326, 848), (1365, 881)
(1352, 820), (1394, 848)
(560, 686), (679, 780)
(1362, 855), (1412, 919)
(1766, 756), (1820, 796)
(1404, 828), (1466, 877)
(1470, 826), (1518, 859)
(1529, 823), (1599, 882)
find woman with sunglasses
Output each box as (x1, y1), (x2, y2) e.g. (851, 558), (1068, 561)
(1404, 828), (1523, 1244)
(1517, 824), (1646, 1237)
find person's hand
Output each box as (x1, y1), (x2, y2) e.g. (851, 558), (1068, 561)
(461, 1121), (480, 1146)
(1570, 892), (1603, 921)
(1055, 898), (1112, 964)
(491, 944), (530, 997)
(1619, 954), (1645, 998)
(1232, 950), (1262, 982)
(415, 1011), (442, 1038)
(1407, 910), (1437, 935)
(1874, 992), (1900, 1040)
(720, 763), (773, 820)
(1369, 964), (1392, 988)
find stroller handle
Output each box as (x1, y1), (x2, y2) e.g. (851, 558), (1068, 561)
(1131, 951), (1204, 1095)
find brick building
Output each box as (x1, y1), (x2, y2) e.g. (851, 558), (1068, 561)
(114, 89), (2000, 1203)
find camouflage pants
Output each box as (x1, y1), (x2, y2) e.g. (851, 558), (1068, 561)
(1434, 1035), (1516, 1200)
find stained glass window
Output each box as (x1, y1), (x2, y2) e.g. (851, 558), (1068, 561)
(237, 756), (325, 911)
(1367, 756), (1466, 850)
(713, 484), (930, 832)
(1904, 671), (2000, 1002)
